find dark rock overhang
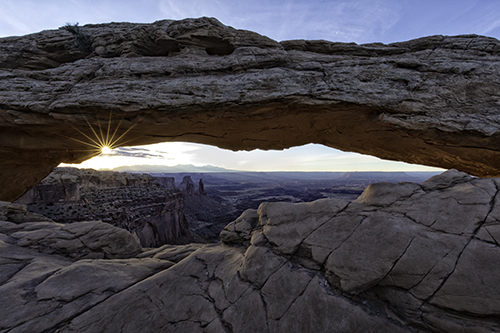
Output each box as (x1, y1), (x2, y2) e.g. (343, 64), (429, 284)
(1, 17), (500, 201)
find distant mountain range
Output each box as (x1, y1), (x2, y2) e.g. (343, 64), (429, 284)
(113, 164), (442, 183)
(340, 171), (415, 181)
(113, 164), (239, 173)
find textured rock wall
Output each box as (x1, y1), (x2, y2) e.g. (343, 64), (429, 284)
(1, 18), (500, 200)
(135, 191), (194, 247)
(1, 170), (500, 332)
(155, 176), (177, 190)
(16, 168), (201, 247)
(16, 167), (160, 205)
(16, 173), (80, 204)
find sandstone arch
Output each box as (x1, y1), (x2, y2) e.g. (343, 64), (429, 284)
(1, 17), (500, 201)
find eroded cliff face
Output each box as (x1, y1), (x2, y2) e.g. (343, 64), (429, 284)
(15, 172), (80, 205)
(2, 17), (500, 201)
(16, 168), (203, 247)
(1, 170), (500, 332)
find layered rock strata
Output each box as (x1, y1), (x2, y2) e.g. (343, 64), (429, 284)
(2, 18), (500, 201)
(1, 170), (499, 332)
(17, 167), (201, 247)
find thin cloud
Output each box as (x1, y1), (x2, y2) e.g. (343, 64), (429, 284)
(454, 2), (500, 35)
(0, 2), (35, 37)
(155, 0), (402, 43)
(297, 0), (403, 43)
(158, 0), (228, 21)
(111, 147), (169, 159)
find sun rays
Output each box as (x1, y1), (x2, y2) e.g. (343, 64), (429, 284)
(59, 111), (140, 159)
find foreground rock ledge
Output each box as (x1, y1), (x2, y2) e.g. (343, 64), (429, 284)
(2, 17), (500, 201)
(1, 170), (500, 332)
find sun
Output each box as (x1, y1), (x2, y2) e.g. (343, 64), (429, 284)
(101, 145), (112, 155)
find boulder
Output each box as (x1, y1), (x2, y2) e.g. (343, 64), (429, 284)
(2, 18), (500, 201)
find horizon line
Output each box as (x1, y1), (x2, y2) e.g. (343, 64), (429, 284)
(58, 164), (445, 173)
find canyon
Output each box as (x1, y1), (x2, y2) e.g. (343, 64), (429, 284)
(16, 167), (227, 246)
(17, 167), (430, 246)
(1, 17), (500, 332)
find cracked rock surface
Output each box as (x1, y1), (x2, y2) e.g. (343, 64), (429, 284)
(1, 169), (500, 332)
(2, 17), (500, 201)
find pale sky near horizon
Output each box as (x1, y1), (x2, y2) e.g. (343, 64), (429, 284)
(2, 0), (499, 172)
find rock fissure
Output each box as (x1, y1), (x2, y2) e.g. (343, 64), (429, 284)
(316, 274), (408, 332)
(206, 277), (233, 309)
(423, 301), (500, 322)
(477, 180), (500, 232)
(27, 290), (118, 333)
(427, 217), (439, 229)
(3, 258), (63, 288)
(483, 227), (500, 246)
(23, 261), (172, 333)
(258, 291), (271, 333)
(189, 258), (218, 306)
(407, 247), (457, 295)
(0, 261), (28, 284)
(206, 316), (232, 333)
(279, 206), (348, 259)
(402, 211), (430, 228)
(271, 272), (317, 322)
(242, 251), (288, 290)
(378, 237), (417, 285)
(233, 270), (254, 301)
(321, 214), (368, 266)
(424, 239), (473, 306)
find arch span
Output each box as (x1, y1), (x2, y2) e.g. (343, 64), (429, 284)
(1, 17), (500, 201)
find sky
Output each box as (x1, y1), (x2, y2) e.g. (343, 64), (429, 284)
(2, 0), (500, 172)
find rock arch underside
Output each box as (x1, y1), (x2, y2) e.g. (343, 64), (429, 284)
(2, 17), (500, 332)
